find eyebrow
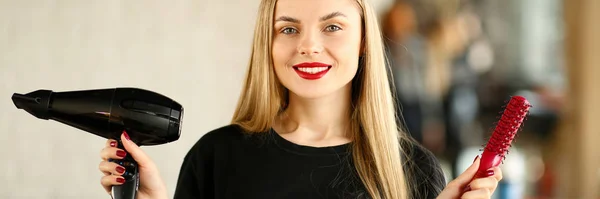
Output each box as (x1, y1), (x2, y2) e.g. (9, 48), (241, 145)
(320, 12), (346, 21)
(275, 11), (347, 23)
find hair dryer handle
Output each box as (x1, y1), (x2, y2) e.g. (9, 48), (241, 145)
(111, 141), (139, 199)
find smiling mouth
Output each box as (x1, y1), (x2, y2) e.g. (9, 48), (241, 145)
(292, 65), (332, 80)
(293, 66), (332, 74)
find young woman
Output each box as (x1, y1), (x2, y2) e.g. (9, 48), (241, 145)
(98, 0), (502, 198)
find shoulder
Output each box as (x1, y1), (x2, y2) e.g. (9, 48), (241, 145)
(174, 124), (253, 198)
(183, 124), (268, 157)
(401, 139), (447, 199)
(195, 124), (249, 145)
(181, 124), (248, 158)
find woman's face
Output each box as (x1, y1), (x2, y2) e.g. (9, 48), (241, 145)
(272, 0), (363, 99)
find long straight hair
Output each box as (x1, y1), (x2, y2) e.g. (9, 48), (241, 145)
(231, 0), (414, 198)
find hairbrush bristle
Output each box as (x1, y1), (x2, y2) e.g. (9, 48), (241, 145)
(484, 96), (531, 157)
(471, 96), (532, 181)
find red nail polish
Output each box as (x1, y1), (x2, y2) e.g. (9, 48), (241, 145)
(110, 141), (117, 147)
(463, 185), (471, 192)
(123, 131), (131, 141)
(486, 170), (495, 177)
(116, 178), (125, 183)
(116, 150), (127, 158)
(473, 155), (479, 163)
(116, 166), (125, 173)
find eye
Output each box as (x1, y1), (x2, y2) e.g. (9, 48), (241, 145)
(324, 25), (342, 32)
(281, 27), (298, 34)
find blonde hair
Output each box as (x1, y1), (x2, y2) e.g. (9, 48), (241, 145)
(231, 0), (414, 198)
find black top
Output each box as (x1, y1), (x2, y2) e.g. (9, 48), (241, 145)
(173, 124), (446, 199)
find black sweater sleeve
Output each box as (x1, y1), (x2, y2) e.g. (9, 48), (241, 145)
(173, 132), (216, 199)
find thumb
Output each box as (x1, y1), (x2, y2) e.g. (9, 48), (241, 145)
(452, 155), (481, 186)
(120, 130), (152, 166)
(436, 156), (481, 198)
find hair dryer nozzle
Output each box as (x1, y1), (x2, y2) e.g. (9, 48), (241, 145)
(12, 90), (53, 120)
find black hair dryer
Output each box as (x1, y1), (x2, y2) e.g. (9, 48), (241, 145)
(11, 87), (184, 199)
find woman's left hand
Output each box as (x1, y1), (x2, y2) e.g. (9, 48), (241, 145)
(436, 156), (503, 199)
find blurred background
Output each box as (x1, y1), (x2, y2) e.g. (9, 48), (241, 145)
(0, 0), (598, 198)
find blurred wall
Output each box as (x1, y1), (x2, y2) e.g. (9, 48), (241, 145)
(0, 0), (393, 198)
(554, 0), (600, 197)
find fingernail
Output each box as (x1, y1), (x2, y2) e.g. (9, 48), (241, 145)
(463, 185), (471, 192)
(110, 141), (117, 147)
(116, 150), (127, 158)
(123, 130), (131, 141)
(116, 178), (125, 183)
(486, 170), (495, 177)
(116, 166), (125, 173)
(473, 155), (479, 163)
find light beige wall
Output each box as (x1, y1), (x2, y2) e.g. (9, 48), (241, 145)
(555, 0), (600, 197)
(0, 0), (393, 198)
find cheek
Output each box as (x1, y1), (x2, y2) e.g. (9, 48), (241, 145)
(272, 37), (295, 68)
(327, 34), (361, 71)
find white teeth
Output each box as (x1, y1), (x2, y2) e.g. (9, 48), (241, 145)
(297, 67), (329, 74)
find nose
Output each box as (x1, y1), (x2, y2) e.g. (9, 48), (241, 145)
(297, 32), (323, 55)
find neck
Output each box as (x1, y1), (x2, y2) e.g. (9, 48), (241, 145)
(275, 84), (353, 147)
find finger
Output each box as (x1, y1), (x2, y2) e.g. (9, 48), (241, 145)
(449, 155), (481, 188)
(100, 175), (126, 194)
(100, 147), (128, 161)
(105, 139), (118, 148)
(467, 176), (499, 194)
(491, 166), (503, 182)
(460, 188), (490, 199)
(99, 161), (126, 176)
(120, 130), (152, 166)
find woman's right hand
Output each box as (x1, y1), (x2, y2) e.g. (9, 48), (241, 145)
(99, 131), (169, 199)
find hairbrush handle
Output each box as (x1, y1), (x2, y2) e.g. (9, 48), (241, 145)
(475, 96), (531, 179)
(475, 151), (504, 178)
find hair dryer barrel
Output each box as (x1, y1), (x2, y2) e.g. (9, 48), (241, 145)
(11, 88), (183, 146)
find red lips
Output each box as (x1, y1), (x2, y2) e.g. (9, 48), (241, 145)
(292, 62), (332, 80)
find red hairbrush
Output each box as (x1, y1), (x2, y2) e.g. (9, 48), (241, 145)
(475, 95), (532, 178)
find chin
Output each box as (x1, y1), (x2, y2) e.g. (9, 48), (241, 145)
(284, 81), (353, 100)
(276, 69), (356, 100)
(289, 88), (335, 99)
